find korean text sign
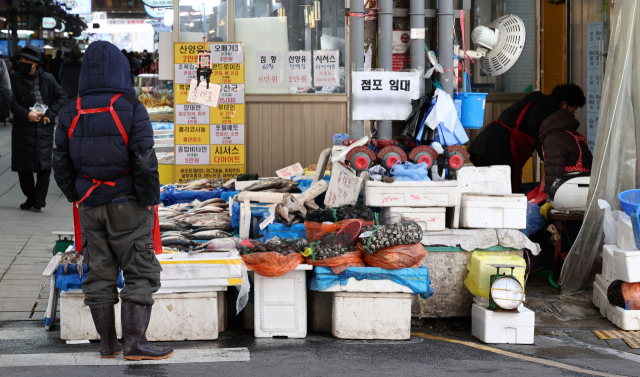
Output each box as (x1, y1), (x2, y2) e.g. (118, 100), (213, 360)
(256, 51), (282, 87)
(351, 71), (420, 120)
(313, 50), (339, 86)
(286, 51), (311, 87)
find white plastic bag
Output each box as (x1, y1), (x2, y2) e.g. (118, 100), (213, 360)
(599, 199), (622, 245)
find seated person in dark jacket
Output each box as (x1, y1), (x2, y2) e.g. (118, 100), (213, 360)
(52, 41), (172, 362)
(539, 108), (592, 193)
(468, 84), (586, 193)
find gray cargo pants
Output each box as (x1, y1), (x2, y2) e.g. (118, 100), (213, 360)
(78, 195), (162, 306)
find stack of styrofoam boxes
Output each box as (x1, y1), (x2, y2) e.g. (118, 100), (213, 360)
(314, 277), (414, 340)
(252, 265), (313, 338)
(471, 304), (535, 344)
(596, 240), (640, 330)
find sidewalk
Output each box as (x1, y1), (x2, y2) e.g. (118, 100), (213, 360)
(0, 124), (73, 321)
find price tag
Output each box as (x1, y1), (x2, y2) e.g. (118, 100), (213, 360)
(286, 51), (312, 87)
(410, 28), (425, 40)
(218, 84), (245, 105)
(176, 145), (210, 165)
(174, 43), (201, 64)
(256, 51), (282, 87)
(210, 104), (245, 124)
(210, 124), (244, 145)
(313, 50), (339, 86)
(324, 163), (359, 207)
(175, 165), (246, 183)
(210, 63), (244, 84)
(187, 79), (222, 108)
(174, 84), (191, 104)
(175, 124), (209, 145)
(211, 145), (245, 165)
(359, 231), (374, 238)
(276, 163), (304, 178)
(175, 104), (210, 124)
(210, 42), (244, 64)
(174, 63), (198, 84)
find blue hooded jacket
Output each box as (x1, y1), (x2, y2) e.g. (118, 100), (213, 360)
(53, 41), (156, 207)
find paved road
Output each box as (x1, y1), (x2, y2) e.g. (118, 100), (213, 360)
(0, 124), (639, 376)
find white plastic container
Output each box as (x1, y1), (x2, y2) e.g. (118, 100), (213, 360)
(332, 292), (412, 340)
(157, 251), (242, 281)
(608, 305), (640, 331)
(608, 244), (640, 282)
(253, 264), (312, 338)
(616, 213), (638, 251)
(602, 245), (617, 283)
(460, 193), (527, 229)
(471, 303), (535, 344)
(593, 274), (611, 318)
(380, 207), (446, 232)
(60, 291), (224, 341)
(319, 278), (413, 293)
(457, 166), (511, 194)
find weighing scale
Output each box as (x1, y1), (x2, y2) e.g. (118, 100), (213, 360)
(488, 263), (525, 312)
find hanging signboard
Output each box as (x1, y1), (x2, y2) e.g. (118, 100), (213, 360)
(256, 51), (282, 87)
(286, 51), (311, 87)
(175, 104), (210, 124)
(144, 5), (169, 19)
(187, 79), (222, 108)
(42, 17), (56, 29)
(210, 124), (244, 145)
(313, 50), (339, 86)
(351, 71), (421, 120)
(141, 0), (172, 7)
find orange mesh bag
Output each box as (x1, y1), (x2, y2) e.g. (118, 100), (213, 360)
(241, 252), (303, 277)
(307, 249), (365, 274)
(304, 219), (375, 242)
(358, 242), (427, 270)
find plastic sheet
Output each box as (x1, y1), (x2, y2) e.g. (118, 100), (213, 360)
(333, 133), (350, 145)
(358, 243), (426, 270)
(560, 1), (640, 292)
(521, 203), (548, 237)
(241, 252), (304, 277)
(390, 162), (431, 181)
(309, 266), (434, 299)
(160, 186), (238, 206)
(55, 265), (125, 292)
(262, 223), (306, 241)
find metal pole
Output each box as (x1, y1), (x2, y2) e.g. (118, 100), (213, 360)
(438, 0), (454, 96)
(377, 0), (393, 140)
(348, 0), (365, 139)
(409, 0), (425, 97)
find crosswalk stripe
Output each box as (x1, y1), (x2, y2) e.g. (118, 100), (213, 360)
(0, 347), (250, 367)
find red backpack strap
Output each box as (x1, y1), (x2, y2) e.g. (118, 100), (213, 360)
(109, 94), (128, 147)
(67, 97), (82, 139)
(514, 102), (533, 130)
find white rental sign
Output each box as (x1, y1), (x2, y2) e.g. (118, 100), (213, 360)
(351, 71), (421, 120)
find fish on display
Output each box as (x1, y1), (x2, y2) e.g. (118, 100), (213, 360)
(161, 237), (196, 248)
(159, 220), (188, 231)
(193, 237), (241, 251)
(194, 198), (226, 210)
(243, 179), (292, 192)
(192, 205), (225, 214)
(191, 230), (233, 240)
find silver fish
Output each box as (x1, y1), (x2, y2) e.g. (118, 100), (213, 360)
(191, 230), (233, 240)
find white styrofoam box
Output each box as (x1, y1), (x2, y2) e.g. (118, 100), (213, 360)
(253, 265), (312, 338)
(607, 244), (640, 283)
(460, 193), (527, 229)
(156, 282), (231, 293)
(617, 213), (638, 250)
(457, 166), (511, 194)
(157, 251), (242, 281)
(380, 207), (446, 232)
(332, 292), (412, 340)
(602, 245), (617, 282)
(365, 180), (459, 207)
(608, 305), (640, 331)
(60, 291), (222, 341)
(319, 278), (413, 293)
(471, 303), (535, 344)
(473, 295), (490, 307)
(593, 274), (611, 318)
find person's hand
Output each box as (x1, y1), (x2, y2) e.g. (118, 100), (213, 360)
(141, 87), (151, 94)
(28, 111), (42, 123)
(42, 116), (50, 124)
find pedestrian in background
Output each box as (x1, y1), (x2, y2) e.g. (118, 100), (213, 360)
(0, 58), (12, 125)
(59, 48), (82, 98)
(10, 45), (67, 211)
(49, 50), (64, 83)
(53, 41), (171, 361)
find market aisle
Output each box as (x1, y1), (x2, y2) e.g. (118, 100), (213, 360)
(0, 125), (73, 321)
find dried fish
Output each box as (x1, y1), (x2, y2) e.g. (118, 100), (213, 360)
(191, 230), (233, 240)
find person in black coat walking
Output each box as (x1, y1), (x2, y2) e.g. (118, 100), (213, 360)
(49, 50), (64, 83)
(59, 48), (82, 98)
(10, 45), (68, 210)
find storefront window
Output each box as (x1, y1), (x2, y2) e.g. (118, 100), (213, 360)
(179, 0), (228, 42)
(235, 0), (346, 94)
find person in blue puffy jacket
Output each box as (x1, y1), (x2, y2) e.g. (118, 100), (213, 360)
(52, 41), (172, 361)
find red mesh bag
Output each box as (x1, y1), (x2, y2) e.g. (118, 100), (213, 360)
(307, 249), (365, 274)
(304, 219), (375, 242)
(358, 242), (427, 270)
(241, 252), (303, 277)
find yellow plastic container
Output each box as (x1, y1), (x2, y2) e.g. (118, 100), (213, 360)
(158, 164), (175, 185)
(463, 251), (526, 298)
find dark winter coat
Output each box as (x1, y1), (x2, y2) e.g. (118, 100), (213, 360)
(52, 41), (159, 207)
(59, 59), (82, 98)
(539, 109), (592, 192)
(49, 57), (64, 83)
(10, 67), (68, 172)
(468, 91), (559, 167)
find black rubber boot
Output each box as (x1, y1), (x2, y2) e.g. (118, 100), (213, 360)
(33, 202), (46, 211)
(20, 199), (35, 210)
(88, 304), (123, 358)
(121, 301), (173, 361)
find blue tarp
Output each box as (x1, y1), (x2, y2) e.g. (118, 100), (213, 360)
(262, 223), (306, 241)
(55, 264), (124, 292)
(310, 266), (434, 299)
(160, 186), (239, 206)
(293, 176), (331, 192)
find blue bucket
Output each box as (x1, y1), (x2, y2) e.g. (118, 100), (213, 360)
(454, 72), (488, 129)
(618, 189), (640, 216)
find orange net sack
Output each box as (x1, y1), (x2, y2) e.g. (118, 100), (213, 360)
(358, 242), (427, 270)
(304, 219), (375, 242)
(241, 252), (303, 277)
(307, 249), (365, 274)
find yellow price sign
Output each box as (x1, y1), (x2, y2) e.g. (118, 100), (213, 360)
(174, 84), (191, 104)
(174, 125), (209, 145)
(210, 103), (245, 124)
(175, 164), (246, 183)
(208, 165), (246, 179)
(210, 63), (245, 84)
(174, 43), (202, 64)
(211, 144), (245, 165)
